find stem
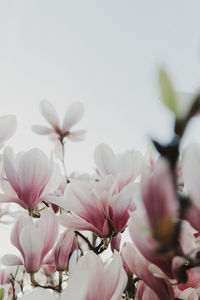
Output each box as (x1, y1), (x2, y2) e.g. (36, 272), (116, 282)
(9, 274), (17, 300)
(30, 273), (61, 292)
(75, 231), (106, 254)
(58, 271), (63, 291)
(60, 138), (69, 183)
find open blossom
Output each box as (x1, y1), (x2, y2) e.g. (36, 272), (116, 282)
(57, 175), (136, 238)
(0, 147), (62, 210)
(94, 143), (143, 190)
(2, 210), (58, 273)
(32, 100), (86, 142)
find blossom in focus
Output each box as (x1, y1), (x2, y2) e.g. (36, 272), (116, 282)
(32, 100), (86, 144)
(94, 143), (143, 190)
(2, 210), (58, 273)
(58, 175), (136, 238)
(0, 147), (62, 210)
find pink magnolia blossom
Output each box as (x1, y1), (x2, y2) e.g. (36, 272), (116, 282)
(94, 143), (143, 190)
(121, 242), (174, 300)
(2, 210), (58, 273)
(45, 229), (78, 271)
(142, 158), (178, 244)
(174, 269), (200, 300)
(32, 100), (86, 142)
(0, 147), (62, 210)
(57, 175), (136, 238)
(62, 251), (127, 300)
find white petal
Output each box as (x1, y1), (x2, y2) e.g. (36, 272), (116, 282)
(0, 115), (17, 146)
(94, 144), (118, 176)
(62, 102), (84, 132)
(67, 129), (86, 142)
(40, 100), (60, 129)
(31, 125), (54, 135)
(1, 254), (23, 266)
(20, 288), (55, 300)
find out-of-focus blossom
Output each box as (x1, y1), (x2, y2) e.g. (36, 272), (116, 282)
(58, 175), (136, 238)
(111, 233), (121, 252)
(142, 158), (178, 244)
(2, 210), (58, 273)
(0, 115), (17, 149)
(94, 143), (143, 190)
(62, 251), (127, 300)
(181, 143), (200, 231)
(121, 242), (174, 300)
(0, 147), (62, 210)
(174, 269), (200, 300)
(32, 100), (86, 143)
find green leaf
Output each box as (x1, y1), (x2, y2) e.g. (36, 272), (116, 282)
(159, 69), (177, 116)
(0, 288), (5, 300)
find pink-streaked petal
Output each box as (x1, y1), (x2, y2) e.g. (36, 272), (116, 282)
(62, 102), (84, 132)
(67, 129), (86, 141)
(1, 254), (23, 266)
(31, 125), (54, 135)
(36, 210), (58, 258)
(43, 163), (63, 194)
(59, 215), (102, 237)
(11, 214), (33, 255)
(94, 144), (118, 176)
(17, 148), (53, 208)
(104, 252), (127, 300)
(20, 224), (44, 273)
(3, 147), (21, 196)
(0, 115), (17, 146)
(0, 194), (28, 209)
(40, 100), (60, 129)
(110, 182), (136, 232)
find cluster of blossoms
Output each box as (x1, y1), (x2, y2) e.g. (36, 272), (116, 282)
(0, 71), (200, 300)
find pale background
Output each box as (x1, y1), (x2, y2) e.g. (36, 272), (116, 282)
(0, 0), (200, 255)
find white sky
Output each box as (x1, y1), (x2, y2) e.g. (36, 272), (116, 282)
(1, 0), (200, 254)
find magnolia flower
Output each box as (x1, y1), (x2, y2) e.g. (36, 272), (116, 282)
(174, 269), (200, 300)
(2, 210), (58, 273)
(0, 147), (62, 210)
(32, 100), (86, 144)
(45, 229), (78, 271)
(121, 242), (174, 300)
(94, 143), (143, 190)
(57, 175), (136, 238)
(142, 158), (178, 244)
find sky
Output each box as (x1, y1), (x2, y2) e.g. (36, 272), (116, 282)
(0, 0), (200, 254)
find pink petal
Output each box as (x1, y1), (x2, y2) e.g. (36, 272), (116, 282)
(11, 214), (33, 254)
(36, 210), (58, 258)
(17, 148), (53, 208)
(62, 102), (84, 132)
(59, 215), (103, 237)
(31, 125), (54, 135)
(0, 194), (28, 209)
(3, 147), (21, 196)
(20, 224), (44, 273)
(40, 100), (60, 129)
